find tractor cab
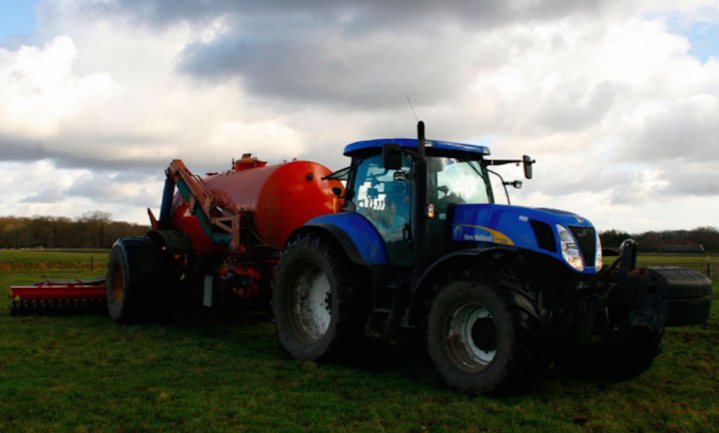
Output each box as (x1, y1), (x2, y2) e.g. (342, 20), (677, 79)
(338, 128), (535, 272)
(341, 138), (495, 266)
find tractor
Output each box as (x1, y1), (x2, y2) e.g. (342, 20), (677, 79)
(271, 122), (711, 393)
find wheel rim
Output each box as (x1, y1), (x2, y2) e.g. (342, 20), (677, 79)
(112, 263), (124, 303)
(290, 264), (332, 341)
(445, 302), (498, 372)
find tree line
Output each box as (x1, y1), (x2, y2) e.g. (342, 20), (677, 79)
(1, 212), (717, 253)
(0, 212), (149, 249)
(600, 227), (719, 253)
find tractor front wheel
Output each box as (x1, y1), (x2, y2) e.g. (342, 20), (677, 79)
(428, 279), (549, 394)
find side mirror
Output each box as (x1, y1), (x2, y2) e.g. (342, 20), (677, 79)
(523, 155), (535, 179)
(383, 143), (403, 170)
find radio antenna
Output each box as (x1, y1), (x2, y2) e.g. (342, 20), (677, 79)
(407, 96), (419, 123)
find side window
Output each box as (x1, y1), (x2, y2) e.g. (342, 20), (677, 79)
(352, 154), (412, 242)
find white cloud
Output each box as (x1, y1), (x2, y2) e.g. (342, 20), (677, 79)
(0, 36), (119, 138)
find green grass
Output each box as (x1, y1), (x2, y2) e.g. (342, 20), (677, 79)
(0, 252), (717, 433)
(0, 249), (108, 273)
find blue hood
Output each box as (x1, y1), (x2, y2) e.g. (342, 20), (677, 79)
(451, 204), (599, 274)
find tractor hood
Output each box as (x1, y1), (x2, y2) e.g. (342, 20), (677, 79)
(451, 204), (600, 274)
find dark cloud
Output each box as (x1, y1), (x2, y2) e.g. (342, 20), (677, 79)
(0, 133), (165, 172)
(88, 0), (604, 30)
(625, 98), (719, 163)
(179, 25), (474, 108)
(538, 166), (631, 197)
(537, 81), (625, 131)
(83, 0), (606, 108)
(20, 189), (63, 204)
(65, 171), (163, 207)
(662, 165), (719, 196)
(0, 136), (51, 161)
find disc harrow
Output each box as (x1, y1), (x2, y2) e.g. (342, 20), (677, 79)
(9, 277), (107, 316)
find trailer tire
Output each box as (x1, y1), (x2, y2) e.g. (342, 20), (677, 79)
(273, 233), (363, 360)
(106, 236), (165, 323)
(427, 278), (550, 394)
(555, 326), (663, 381)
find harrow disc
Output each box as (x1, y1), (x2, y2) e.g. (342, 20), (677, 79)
(9, 278), (107, 316)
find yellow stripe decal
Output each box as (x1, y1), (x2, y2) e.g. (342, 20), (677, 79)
(458, 224), (514, 246)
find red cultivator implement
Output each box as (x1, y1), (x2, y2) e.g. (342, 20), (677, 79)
(9, 277), (107, 315)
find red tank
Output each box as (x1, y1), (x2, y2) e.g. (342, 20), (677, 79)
(171, 156), (343, 256)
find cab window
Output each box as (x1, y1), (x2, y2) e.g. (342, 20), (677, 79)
(351, 154), (412, 242)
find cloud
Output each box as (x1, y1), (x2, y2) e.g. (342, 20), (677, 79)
(87, 0), (607, 30)
(20, 189), (63, 204)
(628, 94), (719, 162)
(86, 0), (610, 108)
(661, 162), (719, 196)
(0, 0), (718, 233)
(0, 35), (120, 138)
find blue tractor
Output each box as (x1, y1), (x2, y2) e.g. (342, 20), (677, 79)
(272, 122), (712, 394)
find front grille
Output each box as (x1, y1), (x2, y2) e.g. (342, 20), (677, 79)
(530, 219), (556, 252)
(569, 226), (596, 267)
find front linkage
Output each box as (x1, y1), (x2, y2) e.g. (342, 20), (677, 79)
(555, 240), (712, 379)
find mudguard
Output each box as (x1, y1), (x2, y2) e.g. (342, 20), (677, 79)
(297, 212), (388, 266)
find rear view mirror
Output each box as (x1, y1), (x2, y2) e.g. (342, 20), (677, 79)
(383, 143), (403, 170)
(523, 155), (535, 179)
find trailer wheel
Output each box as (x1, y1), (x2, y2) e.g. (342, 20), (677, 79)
(427, 279), (549, 394)
(106, 236), (164, 323)
(555, 326), (663, 381)
(273, 233), (362, 360)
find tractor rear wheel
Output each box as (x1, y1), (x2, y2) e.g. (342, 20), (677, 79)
(106, 236), (166, 323)
(427, 279), (550, 394)
(273, 233), (363, 360)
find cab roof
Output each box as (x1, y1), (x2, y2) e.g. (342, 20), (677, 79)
(343, 138), (491, 157)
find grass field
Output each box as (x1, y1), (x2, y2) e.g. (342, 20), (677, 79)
(0, 250), (717, 433)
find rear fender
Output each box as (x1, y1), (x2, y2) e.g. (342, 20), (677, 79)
(147, 229), (194, 255)
(288, 212), (388, 267)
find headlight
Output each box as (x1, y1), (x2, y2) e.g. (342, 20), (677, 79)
(594, 231), (603, 271)
(556, 224), (584, 272)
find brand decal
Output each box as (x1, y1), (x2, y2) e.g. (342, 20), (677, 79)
(453, 224), (514, 246)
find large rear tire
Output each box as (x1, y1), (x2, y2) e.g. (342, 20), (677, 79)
(273, 233), (363, 360)
(427, 279), (550, 394)
(106, 236), (167, 323)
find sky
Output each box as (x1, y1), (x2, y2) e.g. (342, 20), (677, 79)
(0, 0), (718, 233)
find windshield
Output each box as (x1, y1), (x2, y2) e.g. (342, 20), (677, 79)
(427, 156), (492, 211)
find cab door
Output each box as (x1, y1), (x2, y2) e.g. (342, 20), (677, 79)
(350, 153), (413, 267)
